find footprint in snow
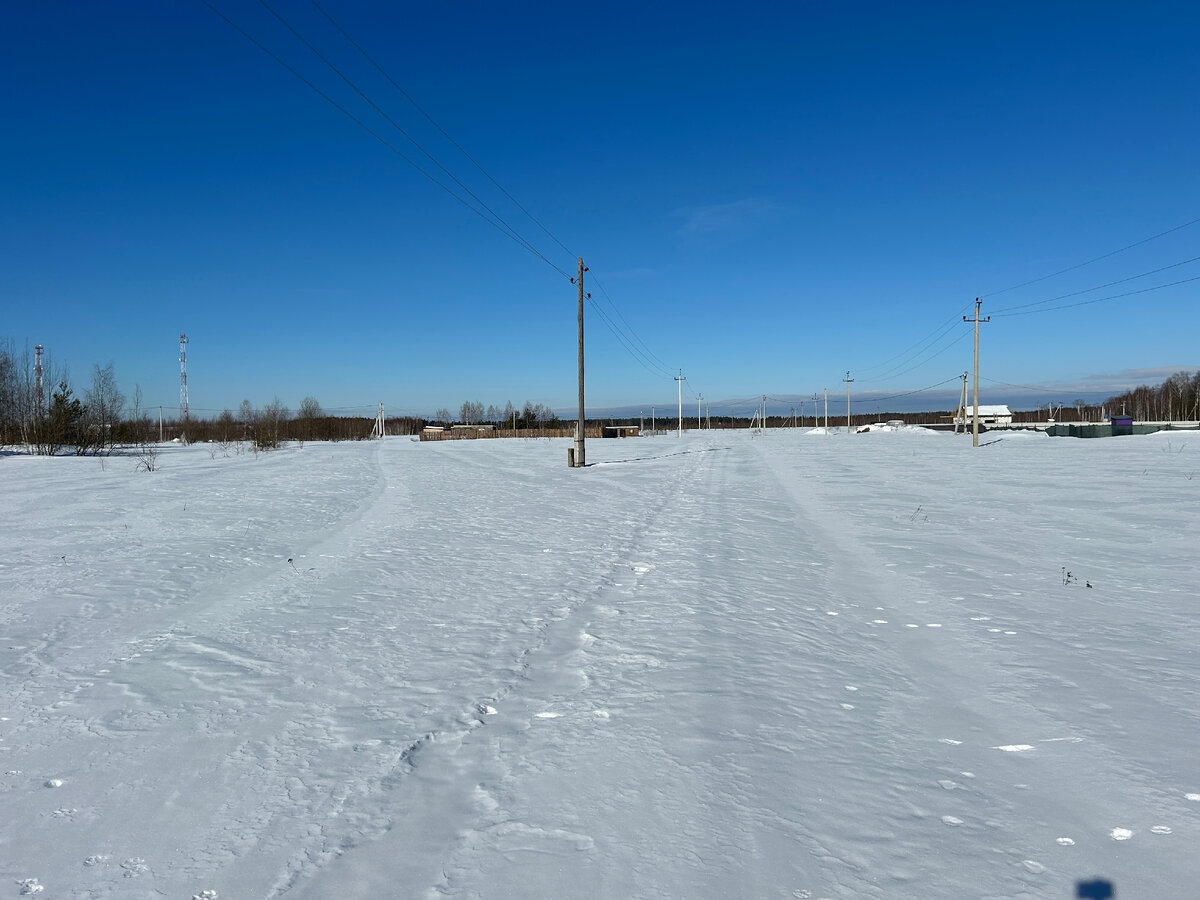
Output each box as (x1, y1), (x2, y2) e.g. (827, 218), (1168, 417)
(1110, 828), (1133, 841)
(17, 879), (44, 895)
(941, 815), (964, 826)
(1056, 837), (1076, 846)
(121, 857), (149, 877)
(1150, 826), (1173, 835)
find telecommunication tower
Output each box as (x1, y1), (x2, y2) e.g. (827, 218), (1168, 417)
(179, 333), (189, 420)
(34, 344), (45, 419)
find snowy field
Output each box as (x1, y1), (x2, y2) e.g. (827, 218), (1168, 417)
(1, 428), (1197, 899)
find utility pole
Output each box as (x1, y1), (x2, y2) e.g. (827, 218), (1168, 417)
(843, 371), (854, 435)
(954, 371), (968, 434)
(812, 394), (818, 429)
(963, 298), (990, 447)
(571, 258), (588, 466)
(698, 394), (703, 430)
(675, 370), (685, 437)
(652, 405), (655, 435)
(824, 388), (828, 433)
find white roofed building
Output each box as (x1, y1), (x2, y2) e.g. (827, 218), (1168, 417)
(954, 404), (1013, 426)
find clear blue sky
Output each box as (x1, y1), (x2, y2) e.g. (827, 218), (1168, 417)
(3, 1), (1198, 419)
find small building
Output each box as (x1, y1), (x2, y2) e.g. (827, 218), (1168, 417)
(1110, 415), (1133, 437)
(602, 425), (640, 438)
(954, 404), (1012, 426)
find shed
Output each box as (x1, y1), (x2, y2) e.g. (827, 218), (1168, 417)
(602, 425), (640, 438)
(954, 404), (1012, 426)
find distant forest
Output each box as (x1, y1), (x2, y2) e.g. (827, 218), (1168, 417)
(2, 337), (1196, 455)
(1100, 370), (1198, 422)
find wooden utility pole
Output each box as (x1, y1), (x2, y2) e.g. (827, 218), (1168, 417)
(963, 298), (990, 447)
(697, 394), (703, 430)
(954, 372), (968, 434)
(675, 370), (685, 437)
(843, 371), (854, 434)
(572, 258), (588, 466)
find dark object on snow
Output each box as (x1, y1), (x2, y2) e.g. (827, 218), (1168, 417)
(1077, 878), (1114, 899)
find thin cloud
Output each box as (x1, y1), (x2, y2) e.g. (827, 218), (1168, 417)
(673, 198), (789, 238)
(1082, 366), (1197, 385)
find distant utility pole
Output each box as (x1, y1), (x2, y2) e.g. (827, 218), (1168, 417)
(571, 258), (589, 466)
(34, 345), (45, 420)
(652, 405), (655, 435)
(812, 394), (818, 429)
(762, 395), (767, 429)
(843, 370), (854, 435)
(675, 370), (685, 437)
(824, 388), (828, 432)
(371, 402), (385, 439)
(698, 394), (703, 430)
(963, 298), (990, 447)
(954, 371), (968, 434)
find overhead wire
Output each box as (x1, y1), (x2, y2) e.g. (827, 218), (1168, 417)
(992, 275), (1200, 317)
(308, 0), (577, 260)
(990, 254), (1200, 314)
(251, 0), (570, 279)
(203, 0), (682, 385)
(981, 214), (1200, 298)
(198, 0), (572, 278)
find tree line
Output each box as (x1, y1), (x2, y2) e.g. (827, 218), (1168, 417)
(1, 342), (569, 456)
(1104, 370), (1199, 422)
(436, 400), (561, 430)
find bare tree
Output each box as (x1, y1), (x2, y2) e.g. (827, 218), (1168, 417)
(296, 396), (322, 443)
(256, 396), (290, 450)
(459, 400), (484, 424)
(83, 362), (125, 455)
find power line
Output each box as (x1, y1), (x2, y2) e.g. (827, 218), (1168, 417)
(199, 0), (571, 279)
(588, 272), (676, 378)
(979, 375), (1068, 393)
(982, 214), (1200, 298)
(308, 0), (577, 260)
(206, 0), (682, 382)
(992, 274), (1200, 317)
(990, 253), (1200, 314)
(252, 0), (569, 278)
(851, 375), (963, 404)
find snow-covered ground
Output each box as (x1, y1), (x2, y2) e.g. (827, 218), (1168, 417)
(1, 428), (1196, 899)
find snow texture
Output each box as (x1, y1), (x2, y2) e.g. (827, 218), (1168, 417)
(1, 428), (1196, 898)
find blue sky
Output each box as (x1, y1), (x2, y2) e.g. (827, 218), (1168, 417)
(3, 1), (1198, 419)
